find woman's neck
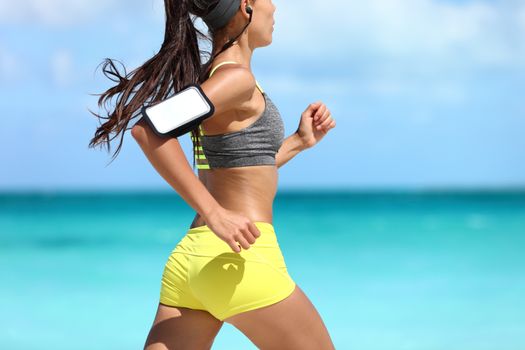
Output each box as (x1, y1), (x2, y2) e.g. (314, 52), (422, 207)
(211, 37), (254, 69)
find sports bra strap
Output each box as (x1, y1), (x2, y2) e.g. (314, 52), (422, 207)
(209, 60), (239, 78)
(208, 61), (265, 94)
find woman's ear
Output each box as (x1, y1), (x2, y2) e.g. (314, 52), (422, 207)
(243, 0), (253, 16)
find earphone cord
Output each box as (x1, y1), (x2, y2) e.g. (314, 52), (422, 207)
(202, 9), (253, 79)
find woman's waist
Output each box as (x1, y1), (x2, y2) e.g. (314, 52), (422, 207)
(175, 221), (284, 258)
(190, 204), (274, 230)
(193, 167), (278, 229)
(204, 172), (278, 205)
(200, 165), (278, 183)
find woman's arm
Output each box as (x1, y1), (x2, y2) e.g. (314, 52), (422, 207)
(131, 118), (221, 220)
(275, 132), (308, 169)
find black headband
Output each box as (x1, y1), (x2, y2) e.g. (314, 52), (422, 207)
(203, 0), (241, 30)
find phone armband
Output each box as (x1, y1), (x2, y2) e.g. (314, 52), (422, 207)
(140, 83), (215, 138)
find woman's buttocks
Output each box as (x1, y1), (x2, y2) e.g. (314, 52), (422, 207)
(190, 165), (278, 228)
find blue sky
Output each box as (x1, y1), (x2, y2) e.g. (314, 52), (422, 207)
(1, 0), (524, 191)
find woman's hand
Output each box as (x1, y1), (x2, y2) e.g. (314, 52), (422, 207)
(203, 206), (262, 253)
(296, 101), (336, 149)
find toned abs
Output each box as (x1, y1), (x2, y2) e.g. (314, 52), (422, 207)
(189, 165), (278, 229)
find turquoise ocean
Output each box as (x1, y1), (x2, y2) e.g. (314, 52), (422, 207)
(1, 190), (524, 350)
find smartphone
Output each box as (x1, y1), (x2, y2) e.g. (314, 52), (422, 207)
(140, 83), (215, 138)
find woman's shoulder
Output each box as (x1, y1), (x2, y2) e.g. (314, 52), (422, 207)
(203, 62), (258, 111)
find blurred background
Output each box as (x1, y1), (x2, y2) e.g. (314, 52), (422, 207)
(1, 0), (524, 349)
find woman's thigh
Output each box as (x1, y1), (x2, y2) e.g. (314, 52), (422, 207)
(143, 303), (224, 350)
(224, 284), (335, 350)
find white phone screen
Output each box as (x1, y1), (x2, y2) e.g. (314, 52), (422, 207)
(145, 86), (211, 134)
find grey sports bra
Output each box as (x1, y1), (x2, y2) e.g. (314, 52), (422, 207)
(191, 61), (285, 169)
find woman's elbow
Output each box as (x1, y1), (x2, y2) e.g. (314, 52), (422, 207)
(131, 120), (147, 143)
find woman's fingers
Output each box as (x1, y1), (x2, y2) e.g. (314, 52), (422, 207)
(313, 104), (334, 130)
(235, 233), (251, 250)
(302, 102), (322, 118)
(315, 110), (330, 125)
(317, 114), (334, 130)
(211, 214), (263, 253)
(232, 221), (261, 252)
(228, 238), (242, 253)
(313, 104), (327, 121)
(247, 221), (261, 238)
(243, 229), (257, 244)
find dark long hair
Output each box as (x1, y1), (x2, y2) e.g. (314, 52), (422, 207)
(88, 0), (248, 167)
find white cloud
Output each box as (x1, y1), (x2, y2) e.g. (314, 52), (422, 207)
(0, 0), (123, 26)
(273, 0), (523, 68)
(50, 49), (74, 87)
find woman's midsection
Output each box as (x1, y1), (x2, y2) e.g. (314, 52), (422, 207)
(190, 166), (278, 229)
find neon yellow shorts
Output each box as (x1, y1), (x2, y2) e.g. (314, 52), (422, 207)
(159, 221), (297, 321)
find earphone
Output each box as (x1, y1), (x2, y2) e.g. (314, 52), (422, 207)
(246, 5), (253, 14)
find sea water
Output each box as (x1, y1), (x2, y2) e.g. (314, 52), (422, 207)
(1, 191), (524, 350)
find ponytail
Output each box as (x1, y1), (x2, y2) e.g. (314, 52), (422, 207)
(89, 0), (206, 168)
